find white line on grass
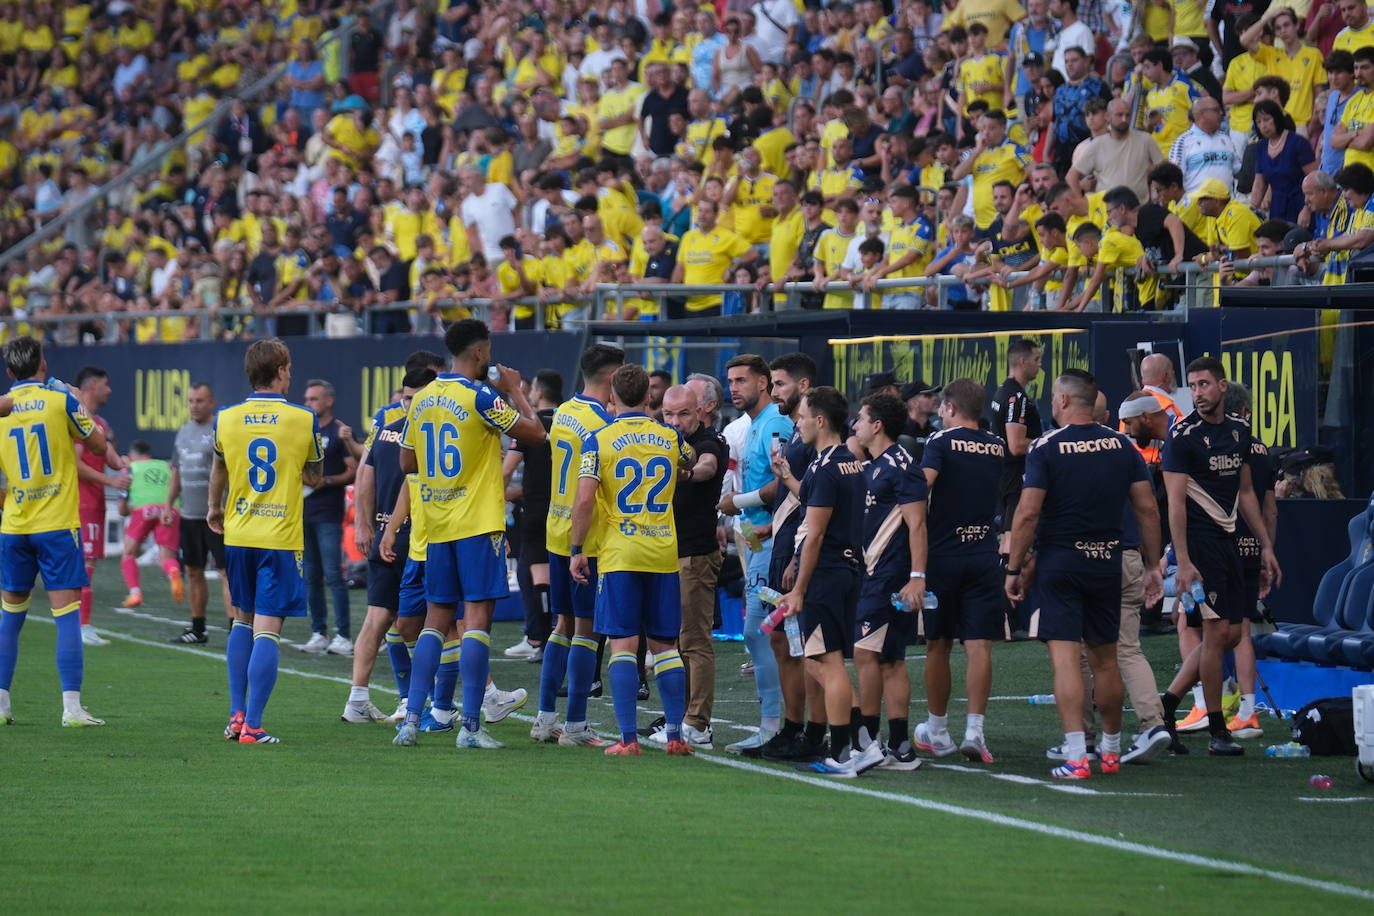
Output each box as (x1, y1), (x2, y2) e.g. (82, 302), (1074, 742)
(51, 619), (1374, 902)
(1297, 796), (1373, 803)
(693, 752), (1374, 903)
(927, 762), (1184, 798)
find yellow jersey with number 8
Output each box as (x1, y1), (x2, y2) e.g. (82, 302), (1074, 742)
(214, 393), (323, 551)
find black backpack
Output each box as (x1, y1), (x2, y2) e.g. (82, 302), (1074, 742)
(1293, 697), (1358, 756)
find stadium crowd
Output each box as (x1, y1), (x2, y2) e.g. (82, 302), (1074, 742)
(8, 0), (1374, 340)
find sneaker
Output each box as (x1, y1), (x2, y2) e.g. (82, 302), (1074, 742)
(1098, 751), (1121, 775)
(420, 707), (457, 732)
(1208, 731), (1244, 756)
(638, 714), (667, 739)
(61, 707), (105, 727)
(529, 717), (564, 743)
(393, 721), (419, 746)
(878, 740), (923, 771)
(503, 637), (540, 658)
(482, 686), (528, 723)
(758, 731), (817, 761)
(121, 592), (142, 608)
(239, 725), (278, 747)
(914, 722), (958, 757)
(455, 725), (506, 749)
(526, 646), (544, 663)
(604, 740), (642, 756)
(664, 738), (693, 756)
(1175, 705), (1210, 733)
(637, 680), (650, 701)
(169, 575), (185, 603)
(340, 700), (389, 723)
(299, 632), (329, 655)
(682, 723), (714, 749)
(238, 726), (280, 744)
(726, 727), (777, 754)
(1226, 713), (1263, 739)
(959, 734), (996, 764)
(807, 755), (858, 778)
(80, 626), (110, 647)
(389, 701), (408, 722)
(1169, 737), (1190, 755)
(169, 627), (207, 645)
(326, 635), (353, 657)
(1221, 685), (1241, 718)
(558, 725), (610, 747)
(224, 711), (244, 740)
(1051, 757), (1092, 779)
(1122, 725), (1172, 764)
(739, 660), (755, 677)
(850, 740), (886, 775)
(588, 679), (603, 698)
(1047, 743), (1097, 761)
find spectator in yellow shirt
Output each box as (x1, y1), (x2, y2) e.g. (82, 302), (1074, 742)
(958, 24), (1005, 117)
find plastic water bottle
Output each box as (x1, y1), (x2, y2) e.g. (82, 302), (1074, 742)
(890, 591), (939, 612)
(1264, 742), (1311, 758)
(740, 519), (764, 552)
(782, 615), (804, 657)
(1309, 774), (1334, 789)
(1028, 694), (1057, 705)
(486, 366), (501, 384)
(758, 587), (786, 635)
(758, 586), (784, 606)
(1179, 580), (1207, 612)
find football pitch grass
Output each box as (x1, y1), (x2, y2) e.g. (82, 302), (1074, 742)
(2, 569), (1372, 913)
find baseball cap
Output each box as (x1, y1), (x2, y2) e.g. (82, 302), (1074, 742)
(862, 371), (898, 395)
(1194, 178), (1231, 200)
(1023, 51), (1045, 67)
(1170, 36), (1198, 52)
(1281, 226), (1313, 253)
(900, 380), (941, 400)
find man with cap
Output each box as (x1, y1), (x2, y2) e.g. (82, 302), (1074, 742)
(1171, 37), (1223, 102)
(900, 381), (941, 462)
(848, 372), (900, 461)
(1119, 388), (1172, 466)
(1018, 53), (1049, 122)
(1195, 178), (1262, 265)
(1005, 0), (1056, 111)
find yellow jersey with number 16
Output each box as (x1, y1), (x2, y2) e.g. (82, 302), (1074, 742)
(0, 380), (96, 535)
(214, 393), (323, 551)
(579, 413), (693, 574)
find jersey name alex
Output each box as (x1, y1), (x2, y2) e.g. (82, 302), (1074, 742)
(214, 393), (324, 551)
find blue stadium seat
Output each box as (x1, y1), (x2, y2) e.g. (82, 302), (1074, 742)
(1254, 494), (1374, 663)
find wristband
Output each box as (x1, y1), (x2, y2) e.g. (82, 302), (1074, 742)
(909, 571), (926, 579)
(733, 489), (765, 509)
(570, 545), (583, 556)
(1005, 567), (1021, 576)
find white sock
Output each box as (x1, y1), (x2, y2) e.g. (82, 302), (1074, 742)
(62, 690), (83, 716)
(965, 713), (985, 740)
(536, 710), (558, 726)
(1100, 732), (1121, 753)
(565, 719), (586, 732)
(128, 587), (141, 595)
(0, 687), (10, 712)
(1064, 730), (1087, 761)
(1238, 693), (1256, 720)
(431, 706), (457, 724)
(484, 681), (498, 699)
(858, 725), (876, 749)
(928, 713), (949, 737)
(761, 715), (781, 733)
(349, 686), (369, 703)
(1192, 684), (1207, 710)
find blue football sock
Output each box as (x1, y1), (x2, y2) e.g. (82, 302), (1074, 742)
(538, 632), (572, 714)
(566, 635), (598, 724)
(245, 632), (280, 729)
(653, 650), (687, 741)
(52, 602), (82, 691)
(385, 629), (412, 699)
(0, 598), (31, 691)
(609, 652), (639, 744)
(406, 629), (443, 723)
(433, 639), (461, 711)
(226, 620), (253, 716)
(459, 630), (490, 732)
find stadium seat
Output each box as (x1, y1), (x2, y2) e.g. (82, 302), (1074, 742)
(1254, 494), (1374, 664)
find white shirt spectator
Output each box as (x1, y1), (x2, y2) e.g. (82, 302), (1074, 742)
(1168, 124), (1238, 194)
(1051, 22), (1095, 78)
(151, 258), (180, 299)
(113, 54), (148, 97)
(460, 182), (519, 263)
(750, 0), (799, 64)
(581, 48), (628, 90)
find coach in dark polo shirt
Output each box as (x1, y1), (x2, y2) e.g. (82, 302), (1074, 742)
(663, 382), (727, 748)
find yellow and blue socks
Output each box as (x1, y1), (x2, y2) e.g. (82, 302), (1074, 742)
(52, 601), (82, 691)
(405, 628), (444, 723)
(433, 639), (461, 711)
(245, 632), (280, 729)
(653, 650), (686, 742)
(226, 620), (253, 716)
(609, 652), (639, 745)
(385, 628), (412, 699)
(0, 598), (31, 691)
(459, 630), (490, 732)
(565, 635), (598, 725)
(538, 631), (572, 715)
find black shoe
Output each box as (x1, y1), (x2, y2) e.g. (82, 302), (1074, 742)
(637, 715), (667, 738)
(588, 679), (603, 698)
(1208, 731), (1244, 756)
(1169, 737), (1190, 755)
(762, 732), (823, 762)
(170, 628), (207, 645)
(748, 730), (792, 759)
(637, 681), (650, 701)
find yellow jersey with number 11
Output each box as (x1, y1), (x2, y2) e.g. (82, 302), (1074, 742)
(0, 380), (96, 535)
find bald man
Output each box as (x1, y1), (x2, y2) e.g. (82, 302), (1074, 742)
(658, 385), (728, 748)
(1139, 353), (1190, 417)
(1067, 98), (1164, 200)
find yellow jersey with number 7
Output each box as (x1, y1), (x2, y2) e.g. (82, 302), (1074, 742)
(546, 394), (613, 557)
(213, 393), (323, 551)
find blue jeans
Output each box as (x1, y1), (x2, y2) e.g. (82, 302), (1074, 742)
(303, 521), (350, 639)
(743, 538), (781, 721)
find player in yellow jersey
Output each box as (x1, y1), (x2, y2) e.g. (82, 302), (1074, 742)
(209, 339), (325, 745)
(394, 320), (547, 749)
(570, 364), (696, 756)
(0, 338), (111, 728)
(530, 344), (624, 746)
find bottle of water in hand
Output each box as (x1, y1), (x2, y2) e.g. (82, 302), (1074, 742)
(1179, 580), (1207, 612)
(890, 591), (938, 613)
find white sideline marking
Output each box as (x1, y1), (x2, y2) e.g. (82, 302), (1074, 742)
(929, 763), (1184, 798)
(47, 620), (1374, 902)
(694, 753), (1374, 903)
(1297, 796), (1373, 804)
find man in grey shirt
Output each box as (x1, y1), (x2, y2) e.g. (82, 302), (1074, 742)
(165, 382), (233, 643)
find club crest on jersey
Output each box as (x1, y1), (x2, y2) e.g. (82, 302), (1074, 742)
(1232, 430), (1239, 441)
(619, 519), (638, 536)
(489, 533), (504, 555)
(295, 552), (304, 575)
